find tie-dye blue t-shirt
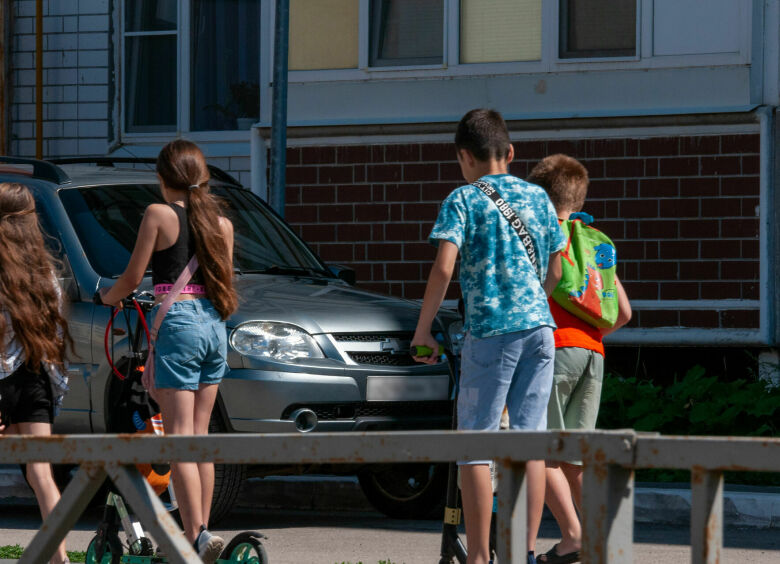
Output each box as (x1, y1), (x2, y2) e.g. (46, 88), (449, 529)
(430, 174), (566, 339)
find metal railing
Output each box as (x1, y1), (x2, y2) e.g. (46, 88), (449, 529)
(1, 430), (778, 564)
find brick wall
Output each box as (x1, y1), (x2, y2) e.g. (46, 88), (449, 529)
(10, 0), (110, 156)
(284, 134), (761, 330)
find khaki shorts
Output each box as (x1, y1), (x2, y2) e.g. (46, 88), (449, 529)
(547, 347), (604, 464)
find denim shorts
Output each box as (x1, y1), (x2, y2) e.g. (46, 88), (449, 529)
(457, 326), (555, 465)
(149, 299), (228, 391)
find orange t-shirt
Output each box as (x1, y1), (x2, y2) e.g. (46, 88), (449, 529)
(548, 297), (604, 356)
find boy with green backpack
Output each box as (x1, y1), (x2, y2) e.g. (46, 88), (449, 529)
(526, 154), (632, 564)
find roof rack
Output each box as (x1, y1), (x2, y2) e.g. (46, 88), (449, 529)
(0, 156), (71, 184)
(49, 157), (243, 187)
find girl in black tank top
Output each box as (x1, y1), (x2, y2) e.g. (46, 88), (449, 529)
(150, 204), (203, 287)
(97, 140), (237, 561)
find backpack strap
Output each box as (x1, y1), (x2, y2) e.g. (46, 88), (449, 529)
(471, 180), (543, 281)
(150, 255), (199, 340)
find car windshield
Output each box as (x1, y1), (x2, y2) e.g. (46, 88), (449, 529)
(59, 184), (331, 279)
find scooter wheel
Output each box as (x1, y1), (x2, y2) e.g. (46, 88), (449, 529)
(86, 534), (122, 564)
(219, 531), (269, 563)
(129, 536), (155, 556)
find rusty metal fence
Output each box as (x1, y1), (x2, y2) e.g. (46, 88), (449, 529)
(1, 430), (778, 564)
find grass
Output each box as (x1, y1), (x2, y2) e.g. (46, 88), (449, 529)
(0, 545), (85, 562)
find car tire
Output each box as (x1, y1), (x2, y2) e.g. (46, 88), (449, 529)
(358, 462), (448, 520)
(207, 409), (246, 525)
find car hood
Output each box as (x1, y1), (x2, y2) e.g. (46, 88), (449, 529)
(228, 274), (456, 335)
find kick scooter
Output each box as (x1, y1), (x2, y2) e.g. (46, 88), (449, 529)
(87, 291), (269, 564)
(411, 343), (497, 564)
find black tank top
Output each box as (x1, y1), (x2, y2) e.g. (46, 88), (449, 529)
(151, 204), (202, 286)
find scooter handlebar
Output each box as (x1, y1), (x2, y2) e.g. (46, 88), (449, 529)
(410, 344), (445, 357)
(93, 289), (155, 311)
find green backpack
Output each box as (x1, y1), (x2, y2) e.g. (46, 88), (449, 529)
(552, 218), (619, 328)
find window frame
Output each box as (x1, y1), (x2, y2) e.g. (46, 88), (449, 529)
(119, 0), (258, 143)
(281, 0), (750, 84)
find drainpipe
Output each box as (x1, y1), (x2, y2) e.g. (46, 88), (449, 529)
(268, 0), (289, 216)
(35, 0), (43, 159)
(758, 106), (776, 347)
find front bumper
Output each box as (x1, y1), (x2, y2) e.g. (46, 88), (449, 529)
(219, 367), (453, 433)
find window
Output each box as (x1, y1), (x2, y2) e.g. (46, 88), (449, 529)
(288, 0), (547, 72)
(369, 0), (444, 67)
(289, 0), (359, 70)
(559, 0), (637, 59)
(123, 1), (177, 132)
(122, 0), (261, 134)
(59, 185), (328, 278)
(460, 0), (541, 63)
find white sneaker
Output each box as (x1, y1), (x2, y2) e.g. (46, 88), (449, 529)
(194, 526), (224, 564)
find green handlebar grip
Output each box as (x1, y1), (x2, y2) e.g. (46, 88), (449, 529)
(410, 345), (445, 356)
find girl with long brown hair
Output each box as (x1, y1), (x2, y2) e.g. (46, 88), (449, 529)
(0, 182), (72, 564)
(100, 140), (237, 563)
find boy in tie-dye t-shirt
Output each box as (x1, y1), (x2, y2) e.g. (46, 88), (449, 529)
(411, 109), (565, 564)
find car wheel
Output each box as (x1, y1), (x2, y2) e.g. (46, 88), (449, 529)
(358, 462), (448, 519)
(208, 409), (246, 525)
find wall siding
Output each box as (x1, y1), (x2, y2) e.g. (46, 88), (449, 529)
(10, 0), (110, 156)
(284, 134), (761, 330)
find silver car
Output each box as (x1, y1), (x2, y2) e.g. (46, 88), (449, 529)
(0, 156), (459, 522)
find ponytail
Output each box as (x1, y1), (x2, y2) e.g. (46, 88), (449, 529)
(156, 140), (238, 320)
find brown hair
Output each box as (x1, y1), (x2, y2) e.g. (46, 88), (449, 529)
(0, 183), (72, 369)
(156, 140), (238, 320)
(527, 154), (589, 213)
(455, 108), (511, 162)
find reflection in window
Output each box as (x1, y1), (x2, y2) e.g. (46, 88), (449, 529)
(190, 0), (261, 131)
(369, 0), (443, 67)
(124, 35), (177, 132)
(559, 0), (637, 59)
(124, 1), (177, 132)
(124, 0), (176, 32)
(460, 0), (541, 63)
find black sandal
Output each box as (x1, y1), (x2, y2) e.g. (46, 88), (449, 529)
(536, 543), (581, 564)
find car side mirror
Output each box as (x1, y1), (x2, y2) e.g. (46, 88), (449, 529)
(328, 264), (356, 285)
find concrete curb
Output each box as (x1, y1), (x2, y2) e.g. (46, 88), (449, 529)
(2, 466), (778, 529)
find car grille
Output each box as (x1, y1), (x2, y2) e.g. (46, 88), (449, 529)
(347, 352), (417, 366)
(332, 332), (422, 366)
(282, 401), (452, 421)
(332, 333), (408, 342)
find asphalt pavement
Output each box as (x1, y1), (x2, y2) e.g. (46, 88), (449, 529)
(1, 467), (779, 562)
(1, 504), (779, 564)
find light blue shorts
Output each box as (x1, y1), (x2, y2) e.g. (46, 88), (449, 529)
(149, 299), (228, 391)
(457, 326), (555, 465)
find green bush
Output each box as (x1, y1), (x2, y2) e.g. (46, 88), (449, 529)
(597, 364), (779, 437)
(597, 365), (780, 485)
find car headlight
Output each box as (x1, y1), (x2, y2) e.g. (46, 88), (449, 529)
(230, 322), (324, 361)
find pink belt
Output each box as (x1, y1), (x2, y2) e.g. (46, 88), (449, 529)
(154, 283), (206, 295)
